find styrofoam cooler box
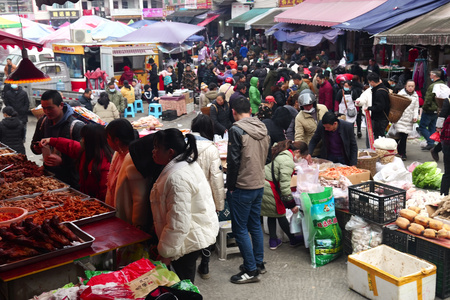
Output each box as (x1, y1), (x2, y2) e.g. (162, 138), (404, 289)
(186, 102), (194, 114)
(348, 245), (436, 300)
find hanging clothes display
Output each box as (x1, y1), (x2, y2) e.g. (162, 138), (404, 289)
(413, 58), (427, 91)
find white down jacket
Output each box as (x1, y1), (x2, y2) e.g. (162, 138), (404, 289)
(150, 158), (219, 260)
(193, 133), (225, 211)
(395, 89), (419, 134)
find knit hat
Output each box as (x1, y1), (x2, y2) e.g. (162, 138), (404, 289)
(124, 66), (130, 71)
(201, 82), (208, 90)
(225, 77), (234, 84)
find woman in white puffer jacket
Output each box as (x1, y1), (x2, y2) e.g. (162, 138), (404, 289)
(395, 80), (419, 160)
(150, 128), (219, 283)
(191, 114), (224, 279)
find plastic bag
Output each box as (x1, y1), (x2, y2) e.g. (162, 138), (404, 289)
(430, 131), (441, 142)
(296, 160), (323, 194)
(373, 160), (412, 183)
(387, 124), (400, 139)
(373, 137), (397, 150)
(345, 216), (383, 254)
(289, 211), (303, 235)
(301, 187), (342, 268)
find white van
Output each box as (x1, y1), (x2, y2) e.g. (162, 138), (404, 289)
(0, 47), (54, 80)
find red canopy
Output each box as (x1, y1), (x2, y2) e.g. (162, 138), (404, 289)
(0, 30), (44, 51)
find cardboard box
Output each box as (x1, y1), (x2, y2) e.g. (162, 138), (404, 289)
(348, 245), (436, 300)
(320, 169), (371, 185)
(183, 91), (194, 104)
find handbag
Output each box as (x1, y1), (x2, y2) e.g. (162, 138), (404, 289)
(343, 90), (357, 117)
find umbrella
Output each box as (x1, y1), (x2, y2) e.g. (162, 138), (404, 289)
(59, 22), (71, 28)
(128, 20), (157, 29)
(0, 30), (44, 51)
(0, 17), (21, 29)
(116, 21), (205, 44)
(186, 34), (205, 42)
(157, 43), (194, 54)
(91, 21), (135, 40)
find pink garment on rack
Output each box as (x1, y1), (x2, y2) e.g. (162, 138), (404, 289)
(414, 62), (425, 90)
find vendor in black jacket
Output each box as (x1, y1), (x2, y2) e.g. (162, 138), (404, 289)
(308, 111), (358, 166)
(367, 72), (390, 140)
(78, 88), (93, 111)
(210, 92), (232, 137)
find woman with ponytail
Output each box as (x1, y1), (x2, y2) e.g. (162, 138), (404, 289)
(150, 128), (219, 283)
(261, 140), (310, 250)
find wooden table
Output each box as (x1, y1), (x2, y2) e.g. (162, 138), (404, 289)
(0, 217), (150, 299)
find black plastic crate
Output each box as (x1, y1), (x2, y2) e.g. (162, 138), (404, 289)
(415, 238), (450, 299)
(349, 181), (406, 224)
(343, 229), (352, 255)
(335, 209), (352, 231)
(382, 227), (417, 255)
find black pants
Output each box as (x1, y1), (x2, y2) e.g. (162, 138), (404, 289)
(171, 250), (201, 283)
(397, 132), (408, 156)
(150, 81), (158, 96)
(356, 109), (363, 134)
(372, 118), (389, 140)
(200, 244), (214, 264)
(441, 143), (450, 195)
(435, 142), (442, 153)
(268, 217), (293, 240)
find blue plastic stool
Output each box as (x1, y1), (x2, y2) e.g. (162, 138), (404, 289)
(149, 103), (162, 118)
(124, 103), (135, 118)
(134, 99), (144, 113)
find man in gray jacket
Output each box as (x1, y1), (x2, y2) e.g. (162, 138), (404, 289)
(227, 97), (270, 284)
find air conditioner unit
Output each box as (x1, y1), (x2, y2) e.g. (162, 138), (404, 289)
(71, 29), (92, 43)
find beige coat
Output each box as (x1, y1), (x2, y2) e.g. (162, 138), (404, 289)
(93, 102), (120, 123)
(294, 104), (327, 156)
(218, 83), (234, 102)
(112, 154), (153, 232)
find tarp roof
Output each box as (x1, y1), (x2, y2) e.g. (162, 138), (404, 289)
(374, 2), (450, 45)
(249, 8), (286, 29)
(333, 0), (450, 34)
(226, 8), (271, 28)
(274, 0), (387, 27)
(128, 19), (157, 28)
(166, 9), (209, 24)
(0, 30), (44, 51)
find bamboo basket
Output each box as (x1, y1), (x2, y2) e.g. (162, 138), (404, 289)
(388, 93), (411, 123)
(356, 151), (379, 176)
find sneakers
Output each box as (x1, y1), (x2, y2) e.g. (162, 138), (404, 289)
(269, 238), (282, 250)
(239, 262), (266, 274)
(230, 270), (260, 284)
(289, 235), (304, 247)
(197, 262), (210, 279)
(431, 147), (439, 162)
(422, 144), (434, 151)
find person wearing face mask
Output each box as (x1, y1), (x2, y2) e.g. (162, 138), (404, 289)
(395, 80), (419, 160)
(388, 75), (402, 94)
(335, 81), (358, 124)
(294, 89), (328, 157)
(78, 88), (93, 111)
(106, 82), (126, 114)
(420, 69), (444, 151)
(3, 83), (29, 136)
(308, 111), (358, 166)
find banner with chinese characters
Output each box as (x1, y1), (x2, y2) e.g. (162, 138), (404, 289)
(143, 8), (163, 18)
(185, 0), (196, 9)
(196, 0), (211, 9)
(50, 10), (80, 19)
(279, 0), (302, 7)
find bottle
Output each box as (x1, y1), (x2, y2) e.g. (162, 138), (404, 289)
(56, 80), (64, 91)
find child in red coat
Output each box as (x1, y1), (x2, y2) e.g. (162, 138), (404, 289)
(40, 124), (113, 201)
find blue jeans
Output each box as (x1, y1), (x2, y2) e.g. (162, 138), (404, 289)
(227, 188), (264, 272)
(419, 112), (437, 146)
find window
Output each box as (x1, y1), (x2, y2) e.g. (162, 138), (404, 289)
(82, 1), (88, 9)
(39, 54), (53, 62)
(113, 1), (119, 8)
(143, 0), (148, 8)
(52, 2), (75, 9)
(55, 54), (84, 78)
(29, 55), (36, 63)
(38, 4), (47, 11)
(40, 65), (62, 75)
(122, 0), (128, 9)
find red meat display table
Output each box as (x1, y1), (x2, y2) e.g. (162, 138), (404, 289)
(0, 217), (151, 299)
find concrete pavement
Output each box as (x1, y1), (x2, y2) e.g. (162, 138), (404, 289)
(16, 103), (447, 299)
